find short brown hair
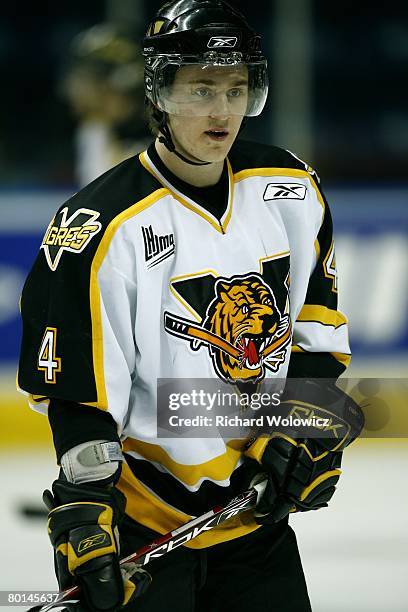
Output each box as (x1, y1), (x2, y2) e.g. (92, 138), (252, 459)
(145, 98), (163, 136)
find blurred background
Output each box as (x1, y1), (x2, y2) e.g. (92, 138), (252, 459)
(0, 1), (407, 611)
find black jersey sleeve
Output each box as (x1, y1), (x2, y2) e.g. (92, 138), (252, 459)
(17, 155), (157, 420)
(288, 187), (351, 378)
(48, 399), (120, 462)
(17, 197), (104, 405)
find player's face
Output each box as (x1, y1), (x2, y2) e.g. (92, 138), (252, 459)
(167, 64), (248, 163)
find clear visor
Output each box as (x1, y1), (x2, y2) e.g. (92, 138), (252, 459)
(154, 60), (268, 117)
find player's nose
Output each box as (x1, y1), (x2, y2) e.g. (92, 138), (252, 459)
(208, 93), (231, 120)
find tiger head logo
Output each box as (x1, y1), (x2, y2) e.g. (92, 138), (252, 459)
(202, 275), (290, 383)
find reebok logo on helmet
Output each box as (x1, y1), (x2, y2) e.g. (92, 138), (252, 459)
(207, 36), (238, 48)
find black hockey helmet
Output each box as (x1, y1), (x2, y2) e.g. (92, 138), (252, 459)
(143, 0), (263, 58)
(143, 0), (268, 118)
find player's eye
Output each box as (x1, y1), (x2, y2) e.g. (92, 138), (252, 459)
(241, 304), (249, 314)
(227, 88), (244, 98)
(193, 87), (212, 98)
(264, 298), (272, 305)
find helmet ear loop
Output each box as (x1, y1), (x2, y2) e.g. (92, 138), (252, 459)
(157, 111), (177, 153)
(239, 117), (248, 135)
(155, 108), (211, 167)
(143, 95), (174, 152)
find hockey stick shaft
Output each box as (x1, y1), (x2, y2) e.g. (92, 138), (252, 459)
(29, 480), (266, 611)
(165, 312), (292, 361)
(262, 326), (291, 357)
(164, 312), (240, 358)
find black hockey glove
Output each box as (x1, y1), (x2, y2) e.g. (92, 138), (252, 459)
(244, 380), (365, 524)
(44, 478), (151, 612)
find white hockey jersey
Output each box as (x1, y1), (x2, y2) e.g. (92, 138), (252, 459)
(18, 139), (350, 546)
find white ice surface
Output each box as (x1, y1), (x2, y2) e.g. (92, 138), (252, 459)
(1, 443), (407, 611)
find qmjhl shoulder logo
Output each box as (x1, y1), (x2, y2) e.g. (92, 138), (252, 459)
(142, 225), (175, 269)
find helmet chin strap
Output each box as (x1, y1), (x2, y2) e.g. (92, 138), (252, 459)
(158, 114), (212, 167)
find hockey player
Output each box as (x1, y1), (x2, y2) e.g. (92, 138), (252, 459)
(18, 1), (363, 611)
(60, 23), (150, 186)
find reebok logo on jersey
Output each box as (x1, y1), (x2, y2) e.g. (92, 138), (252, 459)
(142, 225), (175, 269)
(263, 183), (307, 201)
(207, 36), (238, 48)
(41, 207), (102, 271)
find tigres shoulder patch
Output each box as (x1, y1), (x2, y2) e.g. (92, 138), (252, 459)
(41, 207), (102, 271)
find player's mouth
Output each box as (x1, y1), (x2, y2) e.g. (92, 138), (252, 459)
(236, 335), (273, 370)
(204, 129), (229, 142)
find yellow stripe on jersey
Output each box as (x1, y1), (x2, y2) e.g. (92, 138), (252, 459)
(234, 168), (328, 294)
(139, 152), (235, 234)
(290, 344), (351, 368)
(89, 188), (169, 410)
(122, 437), (245, 487)
(331, 352), (352, 367)
(314, 238), (321, 261)
(296, 305), (348, 329)
(28, 394), (50, 409)
(234, 167), (325, 214)
(221, 158), (235, 232)
(117, 462), (260, 549)
(16, 371), (51, 410)
(291, 344), (306, 353)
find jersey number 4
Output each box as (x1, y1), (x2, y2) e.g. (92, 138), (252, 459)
(323, 241), (338, 293)
(38, 327), (61, 383)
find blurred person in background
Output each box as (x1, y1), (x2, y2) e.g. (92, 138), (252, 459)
(17, 1), (364, 611)
(60, 23), (150, 187)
